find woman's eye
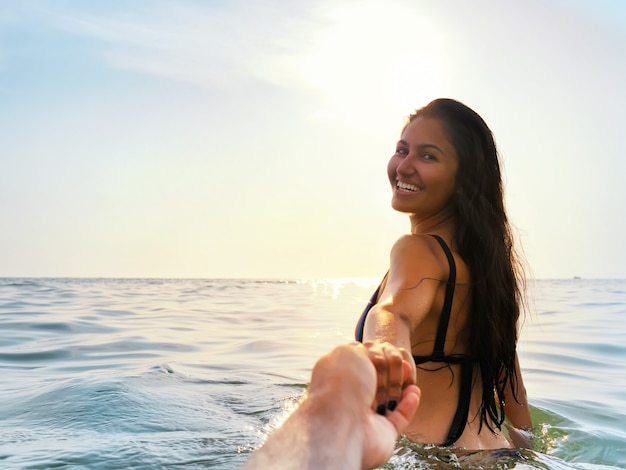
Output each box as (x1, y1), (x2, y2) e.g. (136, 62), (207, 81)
(423, 153), (437, 161)
(395, 147), (408, 155)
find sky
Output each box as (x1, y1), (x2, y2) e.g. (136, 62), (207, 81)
(1, 0), (625, 279)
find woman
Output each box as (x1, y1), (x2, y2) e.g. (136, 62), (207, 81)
(355, 98), (532, 449)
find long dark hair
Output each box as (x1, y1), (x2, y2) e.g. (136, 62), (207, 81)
(407, 98), (526, 431)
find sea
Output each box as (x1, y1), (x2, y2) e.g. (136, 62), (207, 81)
(0, 277), (624, 469)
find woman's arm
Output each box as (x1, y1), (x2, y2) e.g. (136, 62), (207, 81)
(361, 235), (444, 413)
(362, 235), (444, 344)
(503, 353), (532, 429)
(503, 352), (533, 448)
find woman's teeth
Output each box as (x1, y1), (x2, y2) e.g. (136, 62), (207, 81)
(397, 181), (420, 192)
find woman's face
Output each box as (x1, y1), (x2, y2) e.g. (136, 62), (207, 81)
(387, 116), (459, 218)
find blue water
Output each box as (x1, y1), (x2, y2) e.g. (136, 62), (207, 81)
(0, 278), (625, 469)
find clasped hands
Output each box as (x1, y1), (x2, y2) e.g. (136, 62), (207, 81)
(307, 341), (420, 469)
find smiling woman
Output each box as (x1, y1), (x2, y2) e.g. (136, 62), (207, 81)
(388, 117), (459, 222)
(355, 98), (532, 449)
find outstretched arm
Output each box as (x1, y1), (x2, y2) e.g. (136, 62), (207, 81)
(243, 343), (421, 470)
(361, 235), (443, 413)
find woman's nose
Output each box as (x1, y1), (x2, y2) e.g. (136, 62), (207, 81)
(396, 153), (416, 175)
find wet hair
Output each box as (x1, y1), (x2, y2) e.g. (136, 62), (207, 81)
(407, 98), (526, 432)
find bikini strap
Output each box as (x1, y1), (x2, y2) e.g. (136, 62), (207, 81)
(429, 234), (457, 361)
(442, 360), (472, 446)
(355, 284), (381, 341)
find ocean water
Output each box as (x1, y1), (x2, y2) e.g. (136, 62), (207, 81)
(0, 278), (624, 469)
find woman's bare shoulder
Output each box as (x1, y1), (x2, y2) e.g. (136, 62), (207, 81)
(374, 235), (448, 327)
(388, 234), (447, 285)
(390, 234), (444, 265)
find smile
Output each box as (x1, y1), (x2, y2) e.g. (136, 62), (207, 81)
(396, 181), (422, 192)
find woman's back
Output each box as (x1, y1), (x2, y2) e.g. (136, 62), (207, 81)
(403, 236), (512, 448)
(357, 234), (512, 447)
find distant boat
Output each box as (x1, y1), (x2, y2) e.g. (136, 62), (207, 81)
(573, 276), (581, 279)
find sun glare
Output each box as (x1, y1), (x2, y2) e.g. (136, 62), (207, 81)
(297, 1), (448, 133)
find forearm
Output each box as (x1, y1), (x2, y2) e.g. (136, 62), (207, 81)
(243, 396), (363, 470)
(503, 354), (532, 430)
(504, 395), (531, 430)
(362, 305), (413, 351)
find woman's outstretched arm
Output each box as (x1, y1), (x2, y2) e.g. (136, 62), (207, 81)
(361, 235), (444, 412)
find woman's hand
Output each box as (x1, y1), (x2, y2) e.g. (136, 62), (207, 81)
(362, 340), (417, 416)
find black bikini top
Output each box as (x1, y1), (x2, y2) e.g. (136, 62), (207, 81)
(354, 234), (474, 447)
(412, 234), (472, 365)
(355, 234), (473, 365)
